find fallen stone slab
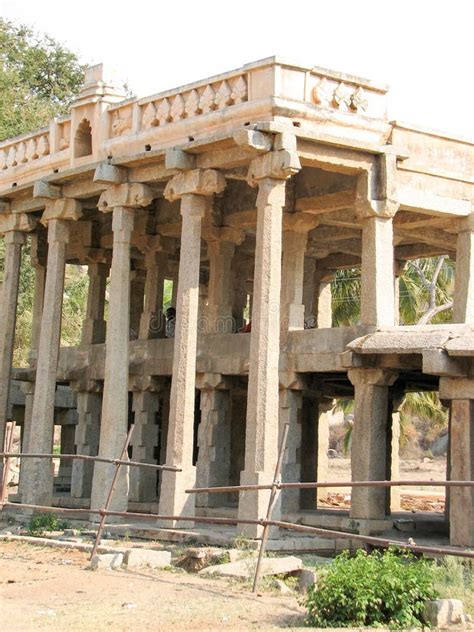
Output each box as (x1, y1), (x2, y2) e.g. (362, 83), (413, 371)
(90, 553), (123, 570)
(423, 599), (465, 628)
(124, 548), (171, 569)
(199, 555), (303, 578)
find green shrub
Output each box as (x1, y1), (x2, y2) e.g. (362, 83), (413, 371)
(27, 513), (68, 535)
(305, 548), (438, 629)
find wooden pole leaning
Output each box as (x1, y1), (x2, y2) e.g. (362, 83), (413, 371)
(90, 425), (135, 560)
(252, 422), (289, 593)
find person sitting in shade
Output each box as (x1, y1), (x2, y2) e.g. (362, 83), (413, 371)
(165, 307), (176, 338)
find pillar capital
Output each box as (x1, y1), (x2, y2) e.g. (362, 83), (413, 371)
(458, 210), (474, 233)
(0, 212), (36, 236)
(354, 158), (398, 220)
(282, 212), (319, 233)
(247, 148), (301, 187)
(98, 182), (154, 212)
(348, 368), (398, 387)
(164, 169), (226, 201)
(195, 372), (232, 390)
(203, 226), (244, 245)
(41, 198), (83, 225)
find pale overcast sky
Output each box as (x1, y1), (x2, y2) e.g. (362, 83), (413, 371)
(1, 0), (473, 139)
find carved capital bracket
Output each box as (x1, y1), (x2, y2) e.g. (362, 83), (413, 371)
(458, 208), (474, 233)
(129, 374), (163, 392)
(279, 371), (311, 391)
(348, 367), (399, 387)
(0, 211), (37, 235)
(165, 148), (196, 171)
(33, 180), (61, 200)
(247, 145), (301, 187)
(93, 163), (128, 184)
(195, 372), (232, 390)
(202, 225), (245, 245)
(41, 198), (83, 225)
(70, 378), (103, 394)
(233, 128), (273, 153)
(282, 212), (319, 233)
(355, 154), (399, 219)
(164, 169), (226, 201)
(98, 182), (154, 212)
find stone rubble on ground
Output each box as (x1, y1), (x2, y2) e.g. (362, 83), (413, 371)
(90, 552), (124, 570)
(423, 599), (465, 628)
(124, 548), (171, 569)
(199, 555), (303, 578)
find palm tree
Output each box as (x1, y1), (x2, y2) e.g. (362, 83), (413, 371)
(331, 256), (454, 449)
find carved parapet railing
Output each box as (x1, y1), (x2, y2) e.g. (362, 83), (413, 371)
(0, 57), (393, 191)
(0, 128), (51, 171)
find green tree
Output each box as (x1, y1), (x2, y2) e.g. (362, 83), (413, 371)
(0, 20), (86, 364)
(332, 257), (453, 447)
(0, 19), (84, 140)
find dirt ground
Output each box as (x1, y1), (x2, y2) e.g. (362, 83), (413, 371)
(0, 541), (306, 632)
(322, 456), (447, 512)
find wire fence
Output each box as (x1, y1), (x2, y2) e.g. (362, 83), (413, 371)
(1, 421), (473, 593)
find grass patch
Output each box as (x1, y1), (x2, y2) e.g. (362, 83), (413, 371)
(435, 557), (473, 615)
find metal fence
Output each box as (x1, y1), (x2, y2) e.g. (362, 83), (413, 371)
(1, 421), (473, 592)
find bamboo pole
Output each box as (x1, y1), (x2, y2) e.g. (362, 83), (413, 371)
(89, 426), (135, 560)
(0, 452), (181, 472)
(0, 422), (15, 504)
(252, 423), (289, 593)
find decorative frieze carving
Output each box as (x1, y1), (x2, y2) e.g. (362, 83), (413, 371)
(312, 77), (368, 113)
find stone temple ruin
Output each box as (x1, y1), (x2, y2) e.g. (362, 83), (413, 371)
(0, 58), (472, 547)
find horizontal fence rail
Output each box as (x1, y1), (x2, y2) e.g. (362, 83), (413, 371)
(0, 452), (181, 472)
(2, 420), (473, 595)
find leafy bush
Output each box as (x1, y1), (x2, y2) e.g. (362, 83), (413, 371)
(305, 548), (438, 629)
(27, 513), (68, 535)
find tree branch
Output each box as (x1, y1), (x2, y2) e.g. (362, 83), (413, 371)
(417, 299), (453, 325)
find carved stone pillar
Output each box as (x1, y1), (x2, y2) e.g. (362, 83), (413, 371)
(439, 378), (474, 547)
(0, 212), (34, 484)
(90, 183), (153, 514)
(81, 263), (109, 345)
(129, 267), (146, 340)
(348, 368), (398, 522)
(23, 198), (82, 506)
(453, 213), (474, 324)
(356, 160), (397, 328)
(281, 218), (313, 332)
(139, 249), (167, 339)
(205, 235), (237, 334)
(158, 169), (226, 525)
(129, 386), (160, 503)
(71, 384), (102, 498)
(238, 140), (301, 537)
(19, 233), (47, 472)
(279, 385), (303, 514)
(195, 374), (231, 507)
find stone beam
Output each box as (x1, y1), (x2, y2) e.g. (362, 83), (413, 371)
(295, 189), (356, 214)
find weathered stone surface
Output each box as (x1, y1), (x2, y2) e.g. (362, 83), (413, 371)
(293, 568), (316, 594)
(90, 553), (124, 570)
(199, 555), (303, 578)
(124, 549), (171, 569)
(423, 599), (465, 628)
